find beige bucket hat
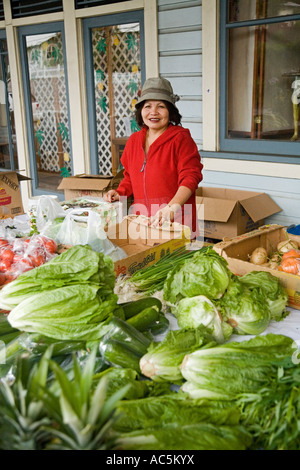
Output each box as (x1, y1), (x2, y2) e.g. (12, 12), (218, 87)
(136, 77), (180, 108)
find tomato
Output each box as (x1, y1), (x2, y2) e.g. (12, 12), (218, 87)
(12, 253), (24, 264)
(4, 272), (18, 284)
(0, 258), (13, 272)
(13, 258), (34, 273)
(0, 238), (9, 248)
(0, 249), (15, 263)
(43, 238), (58, 254)
(29, 253), (46, 267)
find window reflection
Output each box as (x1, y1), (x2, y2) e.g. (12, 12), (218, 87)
(227, 19), (300, 141)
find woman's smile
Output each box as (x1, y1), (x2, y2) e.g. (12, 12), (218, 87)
(141, 100), (170, 133)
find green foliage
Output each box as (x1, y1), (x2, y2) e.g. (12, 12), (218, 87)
(125, 33), (137, 52)
(96, 38), (107, 54)
(57, 122), (69, 142)
(98, 95), (108, 113)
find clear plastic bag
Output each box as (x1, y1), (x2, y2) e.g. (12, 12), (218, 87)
(34, 195), (66, 237)
(54, 209), (127, 261)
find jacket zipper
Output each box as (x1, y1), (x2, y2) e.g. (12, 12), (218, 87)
(141, 151), (150, 215)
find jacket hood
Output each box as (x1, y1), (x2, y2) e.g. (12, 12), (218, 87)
(139, 124), (191, 148)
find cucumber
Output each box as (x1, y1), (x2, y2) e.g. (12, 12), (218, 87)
(147, 313), (170, 336)
(102, 317), (151, 356)
(99, 339), (141, 372)
(120, 297), (162, 319)
(127, 306), (160, 331)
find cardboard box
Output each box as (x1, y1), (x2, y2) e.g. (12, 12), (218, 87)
(106, 215), (191, 277)
(195, 187), (282, 240)
(0, 172), (30, 218)
(57, 169), (124, 200)
(213, 224), (300, 310)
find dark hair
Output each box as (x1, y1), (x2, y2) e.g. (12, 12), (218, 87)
(135, 100), (182, 128)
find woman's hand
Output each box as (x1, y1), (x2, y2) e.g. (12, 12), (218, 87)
(103, 190), (120, 202)
(150, 203), (181, 227)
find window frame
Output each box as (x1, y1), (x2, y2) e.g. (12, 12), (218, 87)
(219, 0), (300, 163)
(83, 9), (145, 175)
(18, 21), (73, 198)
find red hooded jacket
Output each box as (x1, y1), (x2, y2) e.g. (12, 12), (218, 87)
(116, 124), (203, 237)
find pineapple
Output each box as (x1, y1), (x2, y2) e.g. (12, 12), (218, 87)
(40, 348), (129, 450)
(0, 349), (52, 450)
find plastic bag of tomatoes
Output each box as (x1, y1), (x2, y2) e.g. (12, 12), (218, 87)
(0, 235), (58, 286)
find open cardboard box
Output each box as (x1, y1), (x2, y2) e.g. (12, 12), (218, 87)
(0, 172), (31, 219)
(57, 169), (124, 200)
(213, 224), (300, 310)
(195, 187), (282, 240)
(106, 215), (191, 277)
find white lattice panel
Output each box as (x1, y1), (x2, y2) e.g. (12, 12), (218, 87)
(92, 25), (141, 175)
(28, 34), (71, 174)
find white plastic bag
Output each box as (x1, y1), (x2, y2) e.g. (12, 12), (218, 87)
(35, 195), (66, 233)
(54, 209), (126, 261)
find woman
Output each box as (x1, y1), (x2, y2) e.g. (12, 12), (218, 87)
(104, 77), (203, 238)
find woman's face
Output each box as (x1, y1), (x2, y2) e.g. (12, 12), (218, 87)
(141, 100), (170, 133)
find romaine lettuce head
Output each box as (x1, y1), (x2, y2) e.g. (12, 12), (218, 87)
(239, 271), (289, 321)
(174, 295), (232, 343)
(7, 285), (118, 341)
(180, 334), (296, 400)
(139, 325), (216, 384)
(218, 277), (271, 335)
(163, 247), (231, 305)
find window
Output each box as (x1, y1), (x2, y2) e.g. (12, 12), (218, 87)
(0, 34), (18, 171)
(19, 24), (73, 196)
(83, 11), (145, 175)
(220, 0), (300, 159)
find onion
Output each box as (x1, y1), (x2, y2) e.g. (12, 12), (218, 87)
(277, 239), (298, 254)
(249, 247), (268, 265)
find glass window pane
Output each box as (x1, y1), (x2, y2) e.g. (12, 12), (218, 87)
(0, 40), (18, 170)
(25, 32), (72, 193)
(228, 0), (300, 23)
(227, 19), (300, 141)
(91, 22), (142, 175)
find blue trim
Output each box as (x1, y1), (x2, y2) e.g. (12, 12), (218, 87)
(18, 22), (73, 196)
(0, 32), (16, 171)
(83, 10), (145, 175)
(219, 0), (300, 162)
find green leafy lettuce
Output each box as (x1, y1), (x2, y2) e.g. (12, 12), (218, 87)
(113, 422), (251, 450)
(180, 333), (296, 401)
(7, 285), (117, 341)
(217, 276), (271, 335)
(163, 247), (231, 305)
(239, 271), (289, 321)
(173, 295), (233, 343)
(4, 245), (118, 341)
(139, 325), (216, 383)
(0, 245), (115, 311)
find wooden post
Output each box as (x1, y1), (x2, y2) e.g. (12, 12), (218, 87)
(52, 76), (64, 170)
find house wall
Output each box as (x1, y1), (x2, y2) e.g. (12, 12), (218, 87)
(158, 0), (300, 228)
(1, 0), (299, 227)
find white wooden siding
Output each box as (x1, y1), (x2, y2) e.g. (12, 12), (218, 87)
(202, 170), (300, 228)
(158, 0), (203, 148)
